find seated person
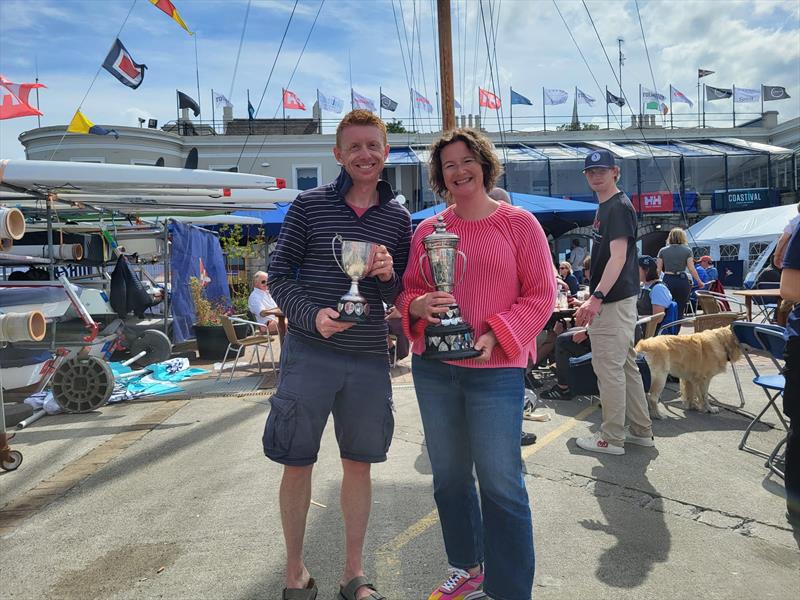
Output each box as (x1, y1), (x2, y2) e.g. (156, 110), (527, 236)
(696, 255), (718, 282)
(558, 261), (580, 295)
(540, 256), (668, 400)
(385, 305), (409, 362)
(247, 270), (279, 335)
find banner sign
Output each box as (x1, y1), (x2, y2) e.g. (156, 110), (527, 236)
(712, 188), (775, 211)
(631, 191), (674, 213)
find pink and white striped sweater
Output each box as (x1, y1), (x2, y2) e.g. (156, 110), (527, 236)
(397, 201), (557, 369)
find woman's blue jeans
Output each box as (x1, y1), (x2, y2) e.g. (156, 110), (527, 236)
(412, 355), (534, 600)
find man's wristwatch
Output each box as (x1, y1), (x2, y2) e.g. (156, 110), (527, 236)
(591, 290), (606, 301)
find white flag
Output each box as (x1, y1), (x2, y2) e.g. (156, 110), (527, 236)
(576, 88), (595, 106)
(543, 88), (568, 105)
(734, 87), (761, 103)
(317, 90), (344, 113)
(641, 88), (666, 103)
(669, 85), (694, 108)
(214, 92), (232, 108)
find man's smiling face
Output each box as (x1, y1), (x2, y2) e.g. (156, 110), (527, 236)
(333, 124), (389, 186)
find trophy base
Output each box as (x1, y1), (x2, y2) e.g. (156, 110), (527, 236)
(422, 321), (481, 361)
(336, 297), (370, 323)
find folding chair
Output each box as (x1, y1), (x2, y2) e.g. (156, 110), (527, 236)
(731, 322), (789, 457)
(216, 315), (277, 383)
(638, 312), (665, 340)
(753, 282), (781, 324)
(696, 290), (722, 314)
(754, 327), (788, 478)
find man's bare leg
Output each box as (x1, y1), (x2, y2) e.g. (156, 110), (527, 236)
(280, 464), (313, 589)
(340, 458), (373, 600)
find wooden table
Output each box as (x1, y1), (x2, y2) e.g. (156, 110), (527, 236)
(732, 289), (781, 321)
(263, 308), (287, 345)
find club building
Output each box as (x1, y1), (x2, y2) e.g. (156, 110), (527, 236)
(17, 107), (800, 265)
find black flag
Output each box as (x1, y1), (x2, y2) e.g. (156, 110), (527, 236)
(705, 86), (732, 101)
(606, 90), (625, 107)
(698, 69), (714, 78)
(380, 93), (398, 112)
(762, 85), (791, 101)
(177, 90), (200, 116)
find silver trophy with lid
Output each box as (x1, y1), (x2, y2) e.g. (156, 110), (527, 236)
(332, 234), (377, 322)
(418, 216), (480, 360)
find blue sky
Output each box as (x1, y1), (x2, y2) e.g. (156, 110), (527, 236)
(1, 0), (798, 159)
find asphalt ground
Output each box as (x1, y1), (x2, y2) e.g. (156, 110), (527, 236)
(1, 355), (798, 600)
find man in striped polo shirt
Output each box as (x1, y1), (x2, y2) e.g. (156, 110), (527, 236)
(263, 110), (411, 600)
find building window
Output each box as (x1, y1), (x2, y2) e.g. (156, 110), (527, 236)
(692, 246), (710, 260)
(295, 166), (320, 191)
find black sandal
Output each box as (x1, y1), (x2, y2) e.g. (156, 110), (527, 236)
(540, 385), (573, 400)
(338, 576), (385, 600)
(282, 577), (318, 600)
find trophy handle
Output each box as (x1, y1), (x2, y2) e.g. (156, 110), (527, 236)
(418, 254), (434, 289)
(331, 234), (345, 274)
(455, 251), (468, 287)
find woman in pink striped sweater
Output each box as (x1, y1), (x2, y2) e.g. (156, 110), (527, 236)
(396, 129), (555, 600)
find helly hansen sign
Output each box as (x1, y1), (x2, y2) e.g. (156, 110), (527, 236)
(631, 191), (674, 213)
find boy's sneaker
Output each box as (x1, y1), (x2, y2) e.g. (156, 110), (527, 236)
(428, 567), (485, 600)
(625, 431), (656, 447)
(576, 432), (625, 455)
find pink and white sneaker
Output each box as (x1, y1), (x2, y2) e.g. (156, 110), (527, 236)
(428, 567), (485, 600)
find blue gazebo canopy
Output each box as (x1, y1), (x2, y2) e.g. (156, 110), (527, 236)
(410, 192), (598, 237)
(232, 202), (292, 236)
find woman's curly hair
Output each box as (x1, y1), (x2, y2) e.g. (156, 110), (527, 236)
(428, 128), (503, 199)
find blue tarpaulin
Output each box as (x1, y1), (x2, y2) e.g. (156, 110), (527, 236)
(169, 220), (230, 343)
(410, 192), (599, 236)
(231, 202), (292, 237)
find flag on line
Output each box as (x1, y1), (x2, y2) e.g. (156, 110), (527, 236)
(214, 92), (232, 108)
(543, 88), (568, 105)
(606, 90), (625, 107)
(283, 89), (305, 111)
(351, 89), (376, 112)
(670, 85), (693, 108)
(705, 85), (732, 101)
(177, 90), (200, 116)
(454, 98), (462, 110)
(67, 109), (119, 139)
(149, 0), (193, 35)
(576, 88), (595, 106)
(698, 69), (714, 78)
(102, 38), (147, 89)
(248, 100), (255, 120)
(413, 89), (433, 113)
(734, 87), (760, 103)
(479, 88), (501, 109)
(318, 90), (344, 113)
(0, 74), (44, 120)
(380, 92), (398, 112)
(510, 89), (532, 106)
(762, 85), (790, 101)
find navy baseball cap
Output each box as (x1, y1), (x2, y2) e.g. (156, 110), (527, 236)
(583, 149), (615, 172)
(638, 255), (657, 269)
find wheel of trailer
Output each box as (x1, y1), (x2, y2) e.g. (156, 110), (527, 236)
(129, 329), (171, 366)
(52, 355), (115, 413)
(2, 450), (23, 471)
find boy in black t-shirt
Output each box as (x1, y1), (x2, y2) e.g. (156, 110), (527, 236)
(574, 150), (653, 455)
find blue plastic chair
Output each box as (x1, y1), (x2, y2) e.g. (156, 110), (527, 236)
(731, 321), (789, 458)
(754, 282), (780, 323)
(754, 327), (789, 478)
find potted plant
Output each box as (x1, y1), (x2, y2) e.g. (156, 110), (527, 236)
(189, 276), (248, 360)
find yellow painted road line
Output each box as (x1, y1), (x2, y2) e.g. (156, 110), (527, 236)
(375, 403), (598, 579)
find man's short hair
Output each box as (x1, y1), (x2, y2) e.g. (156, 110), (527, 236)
(572, 239), (580, 247)
(488, 187), (511, 203)
(428, 128), (503, 198)
(336, 109), (388, 147)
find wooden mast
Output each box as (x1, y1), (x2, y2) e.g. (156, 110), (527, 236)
(437, 0), (456, 132)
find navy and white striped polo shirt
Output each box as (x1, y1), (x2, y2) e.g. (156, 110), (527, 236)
(268, 168), (412, 355)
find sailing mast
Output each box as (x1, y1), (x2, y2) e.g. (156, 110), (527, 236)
(436, 0), (456, 132)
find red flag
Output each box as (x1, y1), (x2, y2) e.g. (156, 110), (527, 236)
(0, 74), (44, 120)
(149, 0), (193, 34)
(198, 258), (211, 287)
(479, 88), (501, 110)
(282, 89), (306, 111)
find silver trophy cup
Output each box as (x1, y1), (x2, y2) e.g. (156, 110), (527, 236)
(419, 217), (480, 360)
(332, 235), (377, 322)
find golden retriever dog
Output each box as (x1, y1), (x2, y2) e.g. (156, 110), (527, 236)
(635, 326), (741, 419)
